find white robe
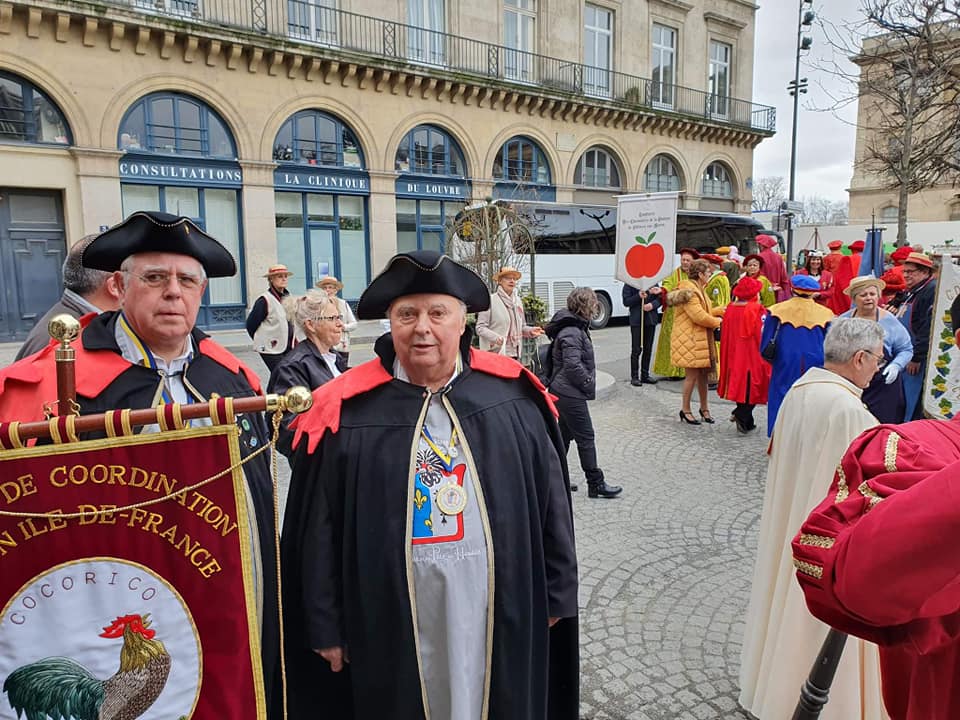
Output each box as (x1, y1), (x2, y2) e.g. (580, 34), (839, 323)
(738, 366), (888, 720)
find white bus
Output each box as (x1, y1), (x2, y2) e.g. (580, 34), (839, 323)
(506, 201), (769, 328)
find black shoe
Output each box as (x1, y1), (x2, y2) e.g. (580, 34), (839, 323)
(641, 376), (658, 385)
(570, 483), (579, 492)
(698, 408), (716, 424)
(679, 410), (701, 425)
(630, 378), (643, 387)
(588, 481), (622, 499)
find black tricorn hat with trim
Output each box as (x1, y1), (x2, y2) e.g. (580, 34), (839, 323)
(356, 250), (490, 319)
(82, 211), (237, 278)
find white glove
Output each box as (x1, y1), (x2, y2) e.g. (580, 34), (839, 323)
(882, 364), (900, 384)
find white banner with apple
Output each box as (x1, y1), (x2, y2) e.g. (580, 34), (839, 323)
(614, 192), (679, 291)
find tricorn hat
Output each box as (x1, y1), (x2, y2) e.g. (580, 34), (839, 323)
(83, 211), (236, 277)
(356, 250), (490, 319)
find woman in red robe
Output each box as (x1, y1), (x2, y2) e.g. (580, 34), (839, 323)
(718, 276), (771, 433)
(795, 251), (835, 308)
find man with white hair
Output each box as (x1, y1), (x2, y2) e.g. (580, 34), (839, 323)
(0, 210), (281, 718)
(281, 249), (579, 720)
(739, 317), (887, 720)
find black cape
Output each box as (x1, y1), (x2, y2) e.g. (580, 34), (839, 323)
(281, 333), (579, 719)
(65, 312), (282, 720)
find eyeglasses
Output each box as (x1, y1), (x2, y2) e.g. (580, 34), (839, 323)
(861, 349), (887, 369)
(314, 314), (343, 323)
(132, 271), (203, 291)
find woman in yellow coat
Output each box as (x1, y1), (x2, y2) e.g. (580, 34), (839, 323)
(667, 258), (724, 425)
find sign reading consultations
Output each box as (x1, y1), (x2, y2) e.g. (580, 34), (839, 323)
(614, 192), (679, 291)
(0, 426), (266, 720)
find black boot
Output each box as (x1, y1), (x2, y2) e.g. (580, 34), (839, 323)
(630, 377), (642, 387)
(588, 480), (622, 498)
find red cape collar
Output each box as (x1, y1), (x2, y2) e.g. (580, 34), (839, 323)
(291, 348), (558, 455)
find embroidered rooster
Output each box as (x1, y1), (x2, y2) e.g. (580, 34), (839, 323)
(3, 613), (171, 720)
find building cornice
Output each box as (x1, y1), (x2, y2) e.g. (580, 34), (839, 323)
(703, 11), (748, 31)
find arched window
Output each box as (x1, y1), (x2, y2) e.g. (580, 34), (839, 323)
(493, 136), (551, 185)
(395, 125), (465, 176)
(575, 147), (621, 188)
(702, 161), (733, 198)
(0, 72), (71, 145)
(274, 110), (364, 168)
(880, 206), (899, 222)
(643, 154), (682, 192)
(118, 92), (236, 159)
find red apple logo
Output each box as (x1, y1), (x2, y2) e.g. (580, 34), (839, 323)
(625, 232), (665, 278)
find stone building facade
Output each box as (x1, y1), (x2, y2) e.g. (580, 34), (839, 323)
(0, 0), (773, 337)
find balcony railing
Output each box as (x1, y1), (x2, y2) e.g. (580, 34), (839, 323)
(86, 0), (776, 133)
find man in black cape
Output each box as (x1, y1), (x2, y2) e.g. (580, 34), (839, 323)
(281, 249), (579, 719)
(0, 211), (281, 719)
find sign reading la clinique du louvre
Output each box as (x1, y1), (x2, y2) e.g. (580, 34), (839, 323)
(395, 175), (471, 201)
(119, 156), (243, 188)
(0, 426), (266, 720)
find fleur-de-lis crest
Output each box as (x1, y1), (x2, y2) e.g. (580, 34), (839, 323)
(414, 488), (427, 510)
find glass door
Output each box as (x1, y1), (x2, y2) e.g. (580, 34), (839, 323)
(504, 0), (536, 82)
(651, 24), (675, 108)
(408, 0), (446, 66)
(709, 40), (731, 118)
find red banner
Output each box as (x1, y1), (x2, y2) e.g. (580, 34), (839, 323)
(0, 426), (265, 720)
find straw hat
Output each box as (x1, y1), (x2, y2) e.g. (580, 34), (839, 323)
(493, 267), (522, 282)
(316, 275), (343, 290)
(263, 264), (292, 278)
(844, 275), (886, 297)
(903, 252), (933, 269)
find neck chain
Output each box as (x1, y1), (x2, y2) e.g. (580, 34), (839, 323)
(421, 426), (459, 470)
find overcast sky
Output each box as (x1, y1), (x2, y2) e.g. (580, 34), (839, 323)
(752, 0), (867, 205)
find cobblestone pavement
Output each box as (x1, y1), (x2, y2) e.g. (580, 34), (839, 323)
(0, 322), (770, 719)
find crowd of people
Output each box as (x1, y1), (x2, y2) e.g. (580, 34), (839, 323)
(1, 212), (958, 720)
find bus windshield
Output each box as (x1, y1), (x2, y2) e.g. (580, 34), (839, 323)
(503, 201), (767, 327)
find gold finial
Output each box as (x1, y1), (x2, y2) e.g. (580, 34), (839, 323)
(48, 314), (81, 346)
(282, 386), (313, 414)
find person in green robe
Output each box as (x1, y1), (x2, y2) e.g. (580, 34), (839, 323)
(653, 248), (699, 378)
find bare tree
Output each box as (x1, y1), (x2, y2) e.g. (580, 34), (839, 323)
(798, 195), (838, 224)
(751, 176), (786, 212)
(445, 199), (538, 290)
(821, 1), (960, 245)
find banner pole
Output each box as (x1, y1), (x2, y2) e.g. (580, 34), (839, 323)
(0, 387), (313, 445)
(50, 314), (81, 416)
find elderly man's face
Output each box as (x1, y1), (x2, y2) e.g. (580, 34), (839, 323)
(902, 263), (930, 289)
(117, 252), (206, 357)
(390, 294), (466, 385)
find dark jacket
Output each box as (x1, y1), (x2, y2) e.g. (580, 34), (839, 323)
(16, 290), (94, 361)
(621, 285), (661, 327)
(545, 309), (596, 400)
(281, 332), (579, 720)
(267, 341), (348, 457)
(907, 277), (937, 365)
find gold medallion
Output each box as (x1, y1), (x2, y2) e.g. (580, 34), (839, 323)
(435, 482), (468, 516)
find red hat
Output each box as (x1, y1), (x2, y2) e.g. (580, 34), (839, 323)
(880, 269), (906, 292)
(732, 276), (762, 300)
(756, 234), (778, 249)
(849, 240), (865, 252)
(827, 240), (843, 251)
(890, 246), (913, 263)
(678, 247), (701, 259)
(903, 252), (933, 269)
(743, 253), (764, 268)
(702, 253), (724, 266)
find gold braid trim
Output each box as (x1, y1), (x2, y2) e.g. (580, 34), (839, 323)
(64, 415), (79, 443)
(7, 421), (23, 449)
(798, 533), (835, 549)
(858, 481), (885, 511)
(48, 418), (62, 444)
(884, 431), (901, 473)
(834, 464), (849, 503)
(793, 558), (824, 579)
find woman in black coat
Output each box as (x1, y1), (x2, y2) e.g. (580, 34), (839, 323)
(267, 289), (348, 458)
(545, 287), (622, 499)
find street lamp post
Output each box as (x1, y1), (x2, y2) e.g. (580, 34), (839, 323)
(786, 0), (815, 273)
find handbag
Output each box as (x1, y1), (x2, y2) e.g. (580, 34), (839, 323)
(760, 323), (780, 361)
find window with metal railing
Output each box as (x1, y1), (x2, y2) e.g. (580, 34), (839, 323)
(575, 147), (621, 189)
(644, 154), (683, 193)
(274, 110), (363, 167)
(395, 125), (465, 176)
(288, 0), (338, 45)
(0, 72), (71, 146)
(118, 92), (235, 158)
(493, 136), (551, 185)
(702, 161), (733, 198)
